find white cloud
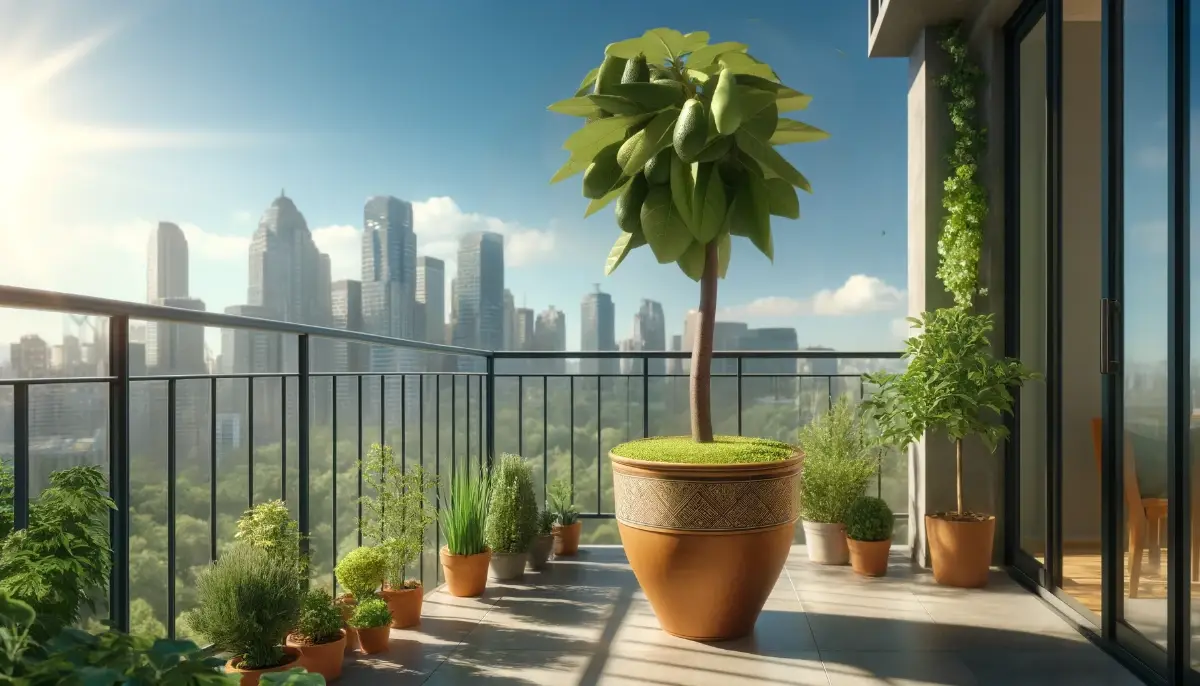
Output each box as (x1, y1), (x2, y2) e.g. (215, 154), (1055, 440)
(720, 275), (906, 320)
(311, 224), (360, 281)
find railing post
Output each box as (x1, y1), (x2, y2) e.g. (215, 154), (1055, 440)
(298, 334), (311, 562)
(641, 356), (649, 438)
(166, 379), (177, 638)
(736, 356), (743, 437)
(12, 383), (28, 531)
(485, 355), (495, 471)
(108, 314), (131, 633)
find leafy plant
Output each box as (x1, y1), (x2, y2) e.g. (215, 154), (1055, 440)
(359, 444), (438, 589)
(547, 479), (579, 526)
(0, 460), (13, 541)
(348, 597), (391, 630)
(537, 508), (556, 536)
(797, 398), (879, 524)
(293, 589), (343, 646)
(236, 500), (301, 555)
(484, 455), (539, 555)
(439, 464), (491, 556)
(261, 670), (327, 685)
(0, 466), (114, 640)
(188, 542), (304, 671)
(549, 27), (827, 442)
(862, 308), (1038, 516)
(844, 497), (895, 542)
(333, 546), (387, 602)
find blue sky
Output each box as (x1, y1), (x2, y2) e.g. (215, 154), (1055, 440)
(0, 0), (910, 352)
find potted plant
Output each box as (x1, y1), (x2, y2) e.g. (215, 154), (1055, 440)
(547, 478), (581, 556)
(484, 455), (539, 581)
(188, 542), (305, 685)
(528, 508), (556, 571)
(286, 589), (346, 681)
(844, 496), (895, 577)
(359, 444), (437, 628)
(550, 27), (827, 640)
(333, 545), (386, 652)
(796, 397), (879, 565)
(348, 597), (392, 655)
(438, 463), (492, 596)
(863, 308), (1037, 587)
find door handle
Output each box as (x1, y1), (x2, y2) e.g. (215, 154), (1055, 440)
(1100, 298), (1122, 375)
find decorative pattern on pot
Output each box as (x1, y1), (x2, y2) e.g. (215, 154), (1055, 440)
(613, 473), (798, 531)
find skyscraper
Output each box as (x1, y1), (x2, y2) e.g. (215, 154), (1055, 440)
(152, 297), (207, 374)
(740, 327), (800, 400)
(361, 196), (418, 374)
(515, 308), (535, 350)
(633, 299), (666, 375)
(331, 280), (365, 373)
(452, 232), (505, 351)
(683, 312), (746, 375)
(147, 221), (190, 372)
(10, 334), (48, 378)
(534, 306), (567, 375)
(668, 334), (683, 375)
(221, 305), (282, 375)
(415, 256), (446, 345)
(619, 338), (642, 375)
(502, 289), (515, 350)
(247, 191), (331, 327)
(581, 285), (616, 375)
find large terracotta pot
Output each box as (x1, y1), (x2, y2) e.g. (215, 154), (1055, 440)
(847, 538), (892, 577)
(356, 625), (391, 655)
(336, 594), (359, 653)
(380, 585), (422, 629)
(224, 647), (301, 686)
(286, 630), (346, 682)
(552, 521), (582, 556)
(926, 513), (996, 588)
(440, 547), (491, 597)
(611, 449), (802, 641)
(489, 552), (528, 581)
(528, 534), (554, 570)
(802, 520), (849, 565)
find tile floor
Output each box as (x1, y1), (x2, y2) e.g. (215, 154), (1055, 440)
(339, 545), (1144, 685)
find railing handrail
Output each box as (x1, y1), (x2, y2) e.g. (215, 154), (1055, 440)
(492, 350), (902, 359)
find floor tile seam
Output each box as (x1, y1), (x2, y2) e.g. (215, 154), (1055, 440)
(420, 594), (508, 686)
(785, 566), (823, 649)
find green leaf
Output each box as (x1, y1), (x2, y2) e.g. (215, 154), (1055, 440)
(686, 69), (713, 85)
(606, 37), (652, 60)
(775, 87), (813, 113)
(742, 103), (779, 140)
(550, 154), (590, 184)
(640, 185), (693, 263)
(575, 67), (600, 97)
(605, 82), (687, 111)
(717, 52), (779, 81)
(734, 129), (812, 192)
(770, 119), (830, 145)
(711, 69), (742, 135)
(681, 31), (711, 55)
(687, 41), (747, 70)
(563, 113), (650, 153)
(765, 178), (800, 219)
(548, 96), (603, 117)
(735, 86), (778, 120)
(690, 163), (727, 243)
(643, 28), (689, 62)
(717, 232), (731, 278)
(605, 230), (646, 275)
(669, 153), (694, 228)
(584, 177), (630, 217)
(587, 94), (645, 116)
(677, 240), (705, 281)
(617, 109), (678, 176)
(727, 175), (772, 260)
(734, 74), (782, 92)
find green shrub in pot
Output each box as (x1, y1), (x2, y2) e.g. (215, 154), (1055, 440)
(334, 546), (387, 602)
(843, 496), (895, 577)
(484, 455), (539, 580)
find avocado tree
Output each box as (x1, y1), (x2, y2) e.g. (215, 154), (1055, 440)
(549, 28), (827, 442)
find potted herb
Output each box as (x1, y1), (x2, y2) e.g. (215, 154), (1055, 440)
(484, 455), (539, 581)
(359, 444), (437, 629)
(348, 597), (392, 655)
(528, 508), (556, 571)
(547, 479), (581, 557)
(864, 307), (1036, 588)
(333, 546), (386, 652)
(189, 542), (304, 685)
(438, 463), (492, 597)
(285, 589), (346, 681)
(844, 496), (895, 577)
(550, 27), (826, 640)
(796, 397), (879, 564)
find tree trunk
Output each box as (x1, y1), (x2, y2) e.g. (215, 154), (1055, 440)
(689, 241), (719, 443)
(955, 438), (964, 516)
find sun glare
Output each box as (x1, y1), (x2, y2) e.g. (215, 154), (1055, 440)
(0, 85), (45, 200)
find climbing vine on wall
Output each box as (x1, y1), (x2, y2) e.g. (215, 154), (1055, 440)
(936, 25), (987, 308)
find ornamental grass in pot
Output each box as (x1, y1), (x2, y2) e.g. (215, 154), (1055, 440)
(528, 509), (556, 571)
(485, 455), (539, 581)
(547, 478), (581, 557)
(844, 496), (895, 577)
(360, 443), (437, 628)
(348, 597), (392, 655)
(333, 545), (387, 653)
(439, 463), (492, 597)
(796, 398), (880, 565)
(549, 26), (826, 641)
(286, 589), (347, 681)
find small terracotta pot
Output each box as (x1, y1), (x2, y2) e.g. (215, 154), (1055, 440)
(355, 625), (391, 655)
(380, 585), (423, 629)
(847, 538), (892, 577)
(286, 630), (346, 682)
(440, 546), (491, 597)
(336, 594), (359, 653)
(552, 521), (582, 556)
(489, 551), (528, 580)
(224, 647), (300, 686)
(527, 534), (553, 570)
(926, 513), (996, 588)
(802, 520), (849, 565)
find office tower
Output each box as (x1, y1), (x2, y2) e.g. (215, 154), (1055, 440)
(361, 196), (419, 376)
(515, 308), (535, 350)
(452, 232), (505, 351)
(10, 334), (49, 378)
(682, 311), (746, 375)
(619, 338), (642, 375)
(331, 280), (365, 374)
(147, 221), (190, 371)
(739, 327), (800, 400)
(803, 346), (839, 379)
(248, 191), (332, 328)
(633, 299), (666, 375)
(534, 306), (567, 375)
(221, 306), (282, 375)
(151, 297), (207, 375)
(667, 334), (683, 375)
(416, 256), (446, 344)
(581, 285), (617, 375)
(502, 289), (515, 350)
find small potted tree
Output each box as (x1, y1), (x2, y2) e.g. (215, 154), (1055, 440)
(528, 508), (556, 571)
(359, 444), (437, 629)
(286, 589), (347, 681)
(333, 545), (387, 652)
(485, 455), (539, 581)
(439, 464), (492, 597)
(348, 597), (392, 655)
(796, 398), (879, 564)
(844, 496), (895, 577)
(547, 479), (581, 557)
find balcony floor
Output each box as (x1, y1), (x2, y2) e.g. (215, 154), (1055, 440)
(340, 545), (1142, 685)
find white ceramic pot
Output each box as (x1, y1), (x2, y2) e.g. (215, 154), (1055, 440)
(489, 551), (528, 580)
(802, 520), (849, 565)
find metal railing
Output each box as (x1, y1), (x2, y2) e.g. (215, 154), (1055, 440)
(0, 285), (903, 638)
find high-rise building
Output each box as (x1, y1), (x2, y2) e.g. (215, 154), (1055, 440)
(452, 232), (505, 351)
(10, 334), (49, 378)
(803, 346), (839, 379)
(151, 297), (207, 375)
(683, 312), (747, 375)
(502, 289), (515, 350)
(581, 285), (616, 375)
(633, 299), (666, 375)
(740, 327), (800, 400)
(534, 306), (567, 374)
(619, 338), (642, 375)
(331, 280), (365, 374)
(415, 256), (446, 345)
(248, 191), (332, 328)
(361, 196), (419, 375)
(221, 305), (283, 375)
(667, 334), (683, 375)
(515, 308), (535, 350)
(147, 221), (190, 372)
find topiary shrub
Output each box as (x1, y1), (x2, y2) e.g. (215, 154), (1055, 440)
(334, 546), (387, 602)
(294, 589), (343, 646)
(348, 597), (391, 630)
(188, 542), (304, 671)
(844, 497), (895, 543)
(484, 455), (538, 555)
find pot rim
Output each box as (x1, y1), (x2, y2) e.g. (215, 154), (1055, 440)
(551, 521), (582, 530)
(847, 536), (893, 544)
(353, 623), (391, 632)
(801, 519), (846, 529)
(286, 628), (347, 647)
(609, 449), (802, 478)
(491, 550), (529, 558)
(925, 513), (997, 523)
(381, 582), (422, 594)
(227, 649), (299, 673)
(439, 546), (492, 559)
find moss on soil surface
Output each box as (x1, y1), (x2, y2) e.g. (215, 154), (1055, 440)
(610, 436), (796, 465)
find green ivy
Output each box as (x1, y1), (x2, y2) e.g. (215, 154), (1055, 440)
(935, 25), (987, 307)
